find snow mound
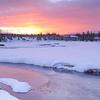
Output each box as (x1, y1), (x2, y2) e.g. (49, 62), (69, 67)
(0, 78), (32, 93)
(53, 62), (74, 69)
(0, 90), (20, 100)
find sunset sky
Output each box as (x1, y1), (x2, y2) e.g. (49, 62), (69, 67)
(0, 0), (100, 34)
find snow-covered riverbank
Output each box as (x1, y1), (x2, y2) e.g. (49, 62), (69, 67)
(0, 41), (100, 73)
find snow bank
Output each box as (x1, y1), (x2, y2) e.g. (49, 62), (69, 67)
(0, 90), (20, 100)
(0, 41), (100, 72)
(0, 78), (32, 93)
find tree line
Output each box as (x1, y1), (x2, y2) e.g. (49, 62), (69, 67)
(0, 31), (100, 42)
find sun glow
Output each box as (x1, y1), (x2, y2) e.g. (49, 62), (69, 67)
(0, 26), (42, 34)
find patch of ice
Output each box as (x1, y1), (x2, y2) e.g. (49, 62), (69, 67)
(0, 90), (20, 100)
(0, 78), (32, 93)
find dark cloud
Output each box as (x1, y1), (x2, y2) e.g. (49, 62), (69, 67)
(0, 0), (100, 15)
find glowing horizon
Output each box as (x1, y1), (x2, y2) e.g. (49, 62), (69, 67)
(0, 0), (100, 34)
(0, 26), (43, 34)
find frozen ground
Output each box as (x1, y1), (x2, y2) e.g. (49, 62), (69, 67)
(0, 41), (100, 72)
(0, 90), (20, 100)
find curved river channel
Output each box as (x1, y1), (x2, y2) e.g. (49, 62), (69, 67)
(0, 63), (100, 100)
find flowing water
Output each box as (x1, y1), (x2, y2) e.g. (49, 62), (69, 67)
(0, 63), (100, 100)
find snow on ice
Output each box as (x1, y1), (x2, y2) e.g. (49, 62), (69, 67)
(0, 78), (32, 93)
(0, 41), (100, 72)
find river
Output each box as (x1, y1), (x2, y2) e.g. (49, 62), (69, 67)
(0, 63), (100, 100)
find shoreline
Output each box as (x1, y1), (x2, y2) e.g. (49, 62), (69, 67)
(0, 62), (100, 76)
(0, 63), (100, 100)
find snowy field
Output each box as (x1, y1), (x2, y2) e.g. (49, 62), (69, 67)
(0, 41), (100, 72)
